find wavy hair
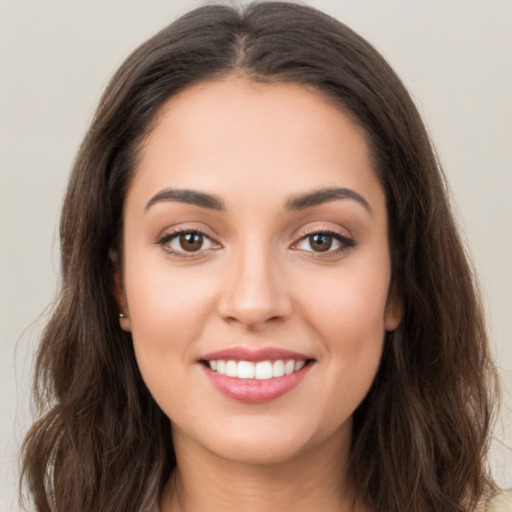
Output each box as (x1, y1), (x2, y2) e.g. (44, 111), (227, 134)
(21, 2), (499, 511)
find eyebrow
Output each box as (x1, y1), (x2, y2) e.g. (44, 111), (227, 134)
(145, 188), (225, 211)
(285, 187), (372, 214)
(145, 186), (371, 214)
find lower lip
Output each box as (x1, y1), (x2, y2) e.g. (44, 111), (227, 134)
(201, 363), (313, 403)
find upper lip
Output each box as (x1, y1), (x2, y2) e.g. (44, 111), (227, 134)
(200, 347), (313, 362)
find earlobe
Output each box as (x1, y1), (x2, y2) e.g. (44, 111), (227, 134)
(118, 312), (131, 332)
(384, 282), (404, 332)
(109, 250), (132, 332)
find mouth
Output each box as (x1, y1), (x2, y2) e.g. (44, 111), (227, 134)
(201, 358), (312, 380)
(199, 348), (315, 402)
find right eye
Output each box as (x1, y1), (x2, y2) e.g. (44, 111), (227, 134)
(157, 230), (216, 256)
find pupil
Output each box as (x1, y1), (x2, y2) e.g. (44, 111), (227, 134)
(180, 232), (203, 252)
(310, 234), (332, 252)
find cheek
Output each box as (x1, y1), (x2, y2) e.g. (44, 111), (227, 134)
(124, 257), (218, 381)
(298, 258), (390, 391)
(124, 266), (219, 424)
(127, 251), (215, 328)
(303, 256), (390, 334)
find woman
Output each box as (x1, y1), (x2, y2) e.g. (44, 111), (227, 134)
(21, 2), (500, 511)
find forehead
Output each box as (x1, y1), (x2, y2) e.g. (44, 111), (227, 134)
(128, 77), (384, 216)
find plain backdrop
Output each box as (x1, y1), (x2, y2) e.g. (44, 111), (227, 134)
(1, 0), (511, 509)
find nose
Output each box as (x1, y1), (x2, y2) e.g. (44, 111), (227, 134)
(217, 243), (292, 330)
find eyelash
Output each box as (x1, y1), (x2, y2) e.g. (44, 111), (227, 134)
(292, 229), (355, 257)
(155, 228), (219, 258)
(155, 228), (354, 258)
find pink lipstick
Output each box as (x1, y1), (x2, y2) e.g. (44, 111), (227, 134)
(200, 348), (314, 403)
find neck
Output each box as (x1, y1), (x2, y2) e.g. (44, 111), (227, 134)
(160, 426), (362, 512)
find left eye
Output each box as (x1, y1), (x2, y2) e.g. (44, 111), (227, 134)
(295, 233), (345, 253)
(165, 231), (214, 253)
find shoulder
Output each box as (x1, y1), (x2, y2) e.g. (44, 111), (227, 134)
(485, 489), (512, 511)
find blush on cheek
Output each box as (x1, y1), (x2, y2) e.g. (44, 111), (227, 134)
(128, 276), (212, 336)
(306, 281), (387, 389)
(308, 285), (389, 341)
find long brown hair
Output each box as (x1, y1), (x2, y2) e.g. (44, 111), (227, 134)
(21, 2), (499, 511)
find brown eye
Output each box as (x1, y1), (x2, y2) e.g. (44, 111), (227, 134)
(157, 229), (216, 256)
(179, 232), (204, 252)
(308, 233), (333, 252)
(295, 231), (352, 255)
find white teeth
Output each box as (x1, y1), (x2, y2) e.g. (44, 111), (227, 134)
(272, 360), (285, 377)
(284, 360), (295, 375)
(207, 358), (308, 379)
(255, 361), (273, 380)
(216, 360), (226, 374)
(295, 360), (305, 371)
(237, 361), (255, 379)
(226, 360), (237, 377)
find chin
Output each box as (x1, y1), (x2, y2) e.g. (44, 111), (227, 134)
(174, 412), (351, 467)
(206, 434), (313, 466)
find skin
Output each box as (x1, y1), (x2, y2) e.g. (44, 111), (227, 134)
(114, 77), (402, 511)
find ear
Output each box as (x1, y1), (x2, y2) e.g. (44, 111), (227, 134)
(384, 280), (403, 332)
(109, 250), (131, 332)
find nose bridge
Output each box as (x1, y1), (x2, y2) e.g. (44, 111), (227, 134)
(219, 235), (291, 328)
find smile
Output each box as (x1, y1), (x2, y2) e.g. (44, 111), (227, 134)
(207, 359), (306, 380)
(200, 348), (315, 402)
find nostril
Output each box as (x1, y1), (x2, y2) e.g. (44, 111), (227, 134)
(217, 276), (293, 329)
(220, 306), (288, 329)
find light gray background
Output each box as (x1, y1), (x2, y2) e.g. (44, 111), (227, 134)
(1, 0), (511, 509)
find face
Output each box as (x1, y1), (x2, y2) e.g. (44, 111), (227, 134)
(115, 77), (402, 465)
